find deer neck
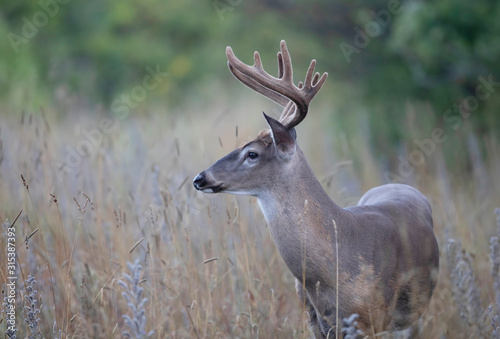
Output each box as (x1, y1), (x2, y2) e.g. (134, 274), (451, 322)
(256, 148), (346, 281)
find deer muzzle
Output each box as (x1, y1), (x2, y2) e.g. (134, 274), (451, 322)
(193, 171), (223, 194)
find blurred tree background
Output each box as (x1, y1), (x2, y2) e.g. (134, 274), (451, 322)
(1, 0), (499, 170)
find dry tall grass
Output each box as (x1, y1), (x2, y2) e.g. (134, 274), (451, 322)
(1, 100), (499, 338)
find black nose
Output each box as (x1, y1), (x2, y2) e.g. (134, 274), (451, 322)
(193, 172), (206, 190)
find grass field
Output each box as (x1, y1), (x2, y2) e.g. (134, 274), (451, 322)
(1, 98), (500, 338)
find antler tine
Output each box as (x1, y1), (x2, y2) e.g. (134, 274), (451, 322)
(312, 72), (320, 86)
(304, 60), (316, 91)
(228, 62), (290, 107)
(278, 101), (296, 127)
(277, 52), (284, 79)
(253, 51), (263, 71)
(314, 72), (328, 92)
(227, 40), (328, 130)
(279, 40), (293, 83)
(226, 46), (290, 107)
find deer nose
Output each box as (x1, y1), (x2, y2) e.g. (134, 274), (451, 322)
(193, 172), (207, 190)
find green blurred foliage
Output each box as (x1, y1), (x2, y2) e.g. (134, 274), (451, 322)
(0, 0), (499, 154)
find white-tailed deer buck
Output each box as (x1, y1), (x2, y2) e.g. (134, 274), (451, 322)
(193, 40), (439, 338)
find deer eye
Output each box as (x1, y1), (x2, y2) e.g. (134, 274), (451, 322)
(247, 152), (259, 160)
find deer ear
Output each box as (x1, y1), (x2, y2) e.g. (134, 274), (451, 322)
(263, 112), (296, 159)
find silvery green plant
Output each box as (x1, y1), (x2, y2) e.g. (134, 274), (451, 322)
(118, 260), (154, 338)
(446, 238), (483, 333)
(490, 208), (500, 338)
(341, 313), (364, 339)
(23, 275), (42, 339)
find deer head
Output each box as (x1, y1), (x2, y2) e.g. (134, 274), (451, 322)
(193, 40), (328, 196)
